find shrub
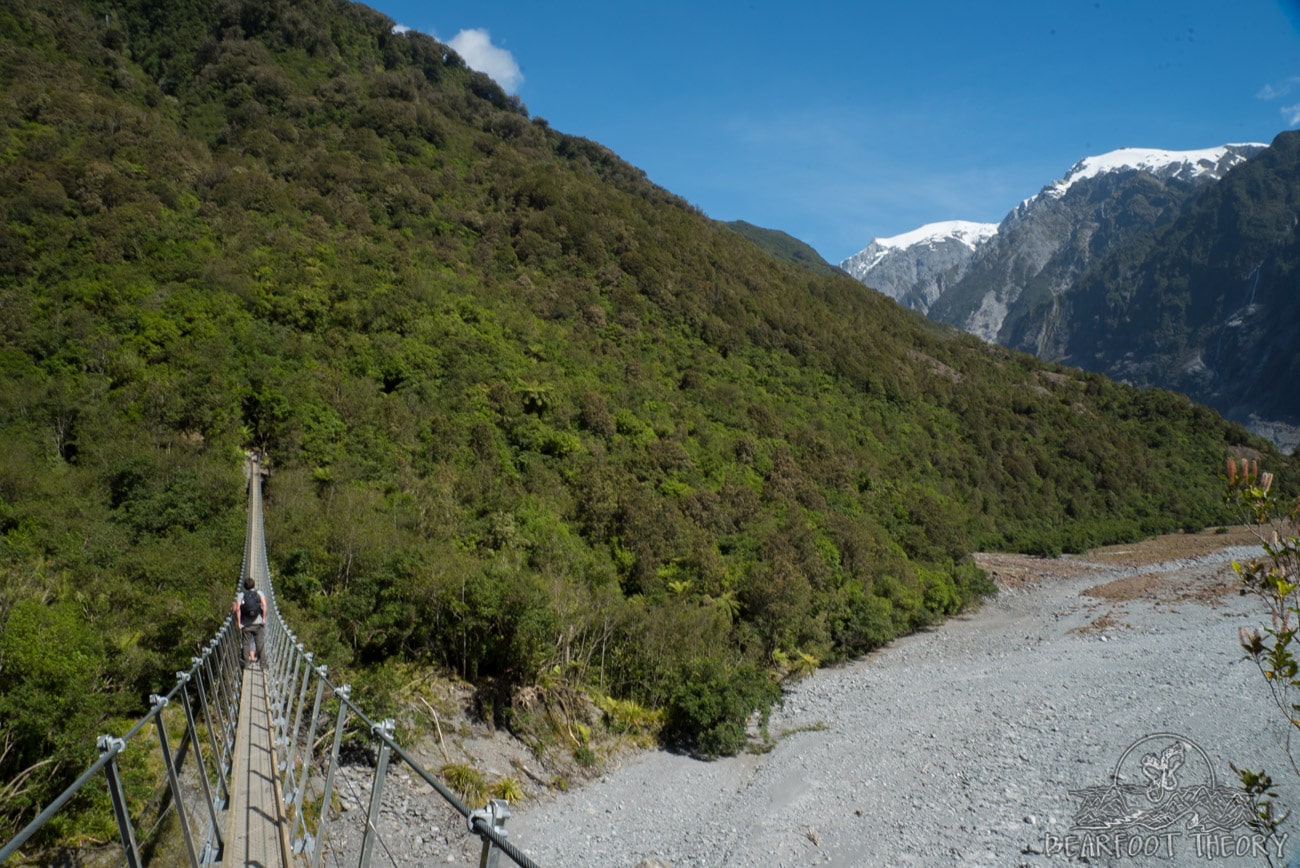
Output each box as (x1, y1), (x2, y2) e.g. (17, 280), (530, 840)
(595, 694), (664, 746)
(489, 776), (524, 803)
(828, 581), (897, 654)
(441, 762), (487, 805)
(1224, 458), (1298, 849)
(662, 659), (780, 758)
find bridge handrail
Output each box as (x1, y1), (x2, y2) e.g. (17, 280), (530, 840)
(263, 625), (537, 867)
(1, 455), (541, 867)
(1, 613), (242, 866)
(249, 455), (538, 868)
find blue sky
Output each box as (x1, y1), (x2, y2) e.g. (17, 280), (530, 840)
(375, 1), (1300, 263)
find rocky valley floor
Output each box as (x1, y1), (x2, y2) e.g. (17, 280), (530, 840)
(332, 528), (1300, 867)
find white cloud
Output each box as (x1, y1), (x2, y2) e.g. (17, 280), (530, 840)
(392, 24), (411, 35)
(1284, 104), (1300, 127)
(447, 28), (523, 94)
(1258, 76), (1300, 101)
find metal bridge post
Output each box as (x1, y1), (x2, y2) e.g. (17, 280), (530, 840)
(177, 670), (224, 863)
(282, 652), (313, 776)
(266, 629), (288, 712)
(191, 656), (231, 806)
(99, 735), (142, 868)
(276, 643), (305, 762)
(220, 623), (242, 698)
(262, 615), (276, 670)
(358, 718), (395, 868)
(266, 637), (286, 725)
(270, 620), (287, 678)
(201, 644), (236, 757)
(150, 694), (201, 868)
(307, 684), (351, 868)
(276, 632), (296, 700)
(470, 800), (512, 868)
(216, 630), (241, 719)
(218, 632), (242, 727)
(289, 665), (327, 837)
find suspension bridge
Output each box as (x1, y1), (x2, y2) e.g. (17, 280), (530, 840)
(0, 455), (539, 867)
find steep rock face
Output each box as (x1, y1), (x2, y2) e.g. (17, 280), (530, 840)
(929, 144), (1266, 345)
(1055, 132), (1300, 451)
(839, 221), (997, 313)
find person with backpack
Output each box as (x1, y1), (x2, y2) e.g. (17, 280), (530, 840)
(234, 576), (268, 669)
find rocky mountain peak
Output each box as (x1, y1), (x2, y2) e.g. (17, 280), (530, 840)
(1026, 143), (1267, 207)
(839, 220), (998, 312)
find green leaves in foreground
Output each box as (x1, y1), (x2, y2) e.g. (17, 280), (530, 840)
(1227, 457), (1300, 863)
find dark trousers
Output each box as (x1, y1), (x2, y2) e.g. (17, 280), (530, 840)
(242, 623), (265, 667)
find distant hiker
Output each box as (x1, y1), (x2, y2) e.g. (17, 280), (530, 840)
(235, 576), (268, 669)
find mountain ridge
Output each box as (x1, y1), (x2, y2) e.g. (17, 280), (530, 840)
(1027, 143), (1267, 206)
(842, 142), (1267, 324)
(725, 219), (842, 276)
(838, 138), (1294, 448)
(1049, 130), (1300, 450)
(839, 221), (998, 313)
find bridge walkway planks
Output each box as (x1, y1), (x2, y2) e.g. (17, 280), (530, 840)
(224, 664), (289, 867)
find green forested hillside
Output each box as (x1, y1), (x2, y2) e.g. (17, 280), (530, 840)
(725, 220), (843, 276)
(0, 0), (1292, 839)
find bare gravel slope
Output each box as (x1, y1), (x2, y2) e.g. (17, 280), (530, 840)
(508, 528), (1300, 867)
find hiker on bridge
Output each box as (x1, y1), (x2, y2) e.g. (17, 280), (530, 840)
(235, 576), (268, 669)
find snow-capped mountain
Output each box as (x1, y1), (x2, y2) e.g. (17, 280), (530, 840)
(1029, 144), (1264, 205)
(839, 220), (998, 313)
(839, 136), (1300, 450)
(1048, 133), (1300, 451)
(843, 142), (1266, 341)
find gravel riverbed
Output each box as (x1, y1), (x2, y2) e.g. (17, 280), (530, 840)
(328, 531), (1300, 866)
